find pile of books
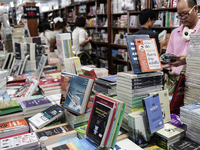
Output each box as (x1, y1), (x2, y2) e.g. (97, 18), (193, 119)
(0, 100), (23, 116)
(93, 75), (117, 96)
(184, 33), (200, 105)
(180, 102), (200, 144)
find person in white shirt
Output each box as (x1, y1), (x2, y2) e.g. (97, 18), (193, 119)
(72, 16), (92, 56)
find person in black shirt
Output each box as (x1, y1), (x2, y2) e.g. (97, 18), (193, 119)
(135, 8), (167, 55)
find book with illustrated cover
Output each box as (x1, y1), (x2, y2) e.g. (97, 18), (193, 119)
(21, 78), (39, 97)
(10, 59), (22, 76)
(28, 104), (65, 129)
(7, 74), (27, 83)
(63, 75), (94, 115)
(126, 34), (150, 74)
(0, 100), (20, 110)
(0, 132), (38, 150)
(150, 90), (171, 123)
(86, 94), (115, 147)
(60, 75), (71, 105)
(142, 94), (164, 134)
(35, 54), (47, 80)
(35, 123), (77, 147)
(134, 38), (162, 72)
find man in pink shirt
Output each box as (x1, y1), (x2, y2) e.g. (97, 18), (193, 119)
(164, 0), (200, 74)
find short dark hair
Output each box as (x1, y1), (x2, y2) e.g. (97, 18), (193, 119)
(178, 0), (197, 8)
(55, 21), (63, 29)
(75, 16), (86, 27)
(139, 9), (156, 25)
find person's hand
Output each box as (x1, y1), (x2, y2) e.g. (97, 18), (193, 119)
(88, 36), (92, 41)
(162, 64), (171, 69)
(169, 55), (187, 67)
(160, 39), (167, 47)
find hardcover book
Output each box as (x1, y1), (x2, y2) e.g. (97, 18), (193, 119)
(142, 94), (164, 134)
(134, 38), (162, 72)
(28, 104), (65, 129)
(35, 54), (47, 80)
(126, 34), (150, 73)
(63, 75), (94, 114)
(60, 75), (71, 105)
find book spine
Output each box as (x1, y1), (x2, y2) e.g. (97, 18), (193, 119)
(154, 133), (168, 150)
(142, 99), (151, 134)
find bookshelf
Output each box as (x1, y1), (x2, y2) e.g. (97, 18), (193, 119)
(40, 0), (185, 74)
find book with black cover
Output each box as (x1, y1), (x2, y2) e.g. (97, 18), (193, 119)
(142, 94), (164, 134)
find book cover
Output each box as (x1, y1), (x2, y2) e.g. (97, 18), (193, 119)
(0, 106), (23, 116)
(10, 59), (22, 76)
(86, 94), (115, 146)
(150, 90), (171, 123)
(6, 81), (26, 86)
(169, 12), (175, 27)
(20, 54), (29, 74)
(28, 105), (65, 129)
(155, 123), (185, 140)
(21, 78), (39, 97)
(169, 138), (200, 150)
(19, 97), (51, 109)
(100, 75), (117, 83)
(60, 75), (72, 105)
(52, 138), (97, 150)
(0, 132), (38, 150)
(39, 78), (61, 87)
(35, 54), (47, 80)
(7, 74), (27, 83)
(126, 34), (150, 74)
(73, 57), (83, 75)
(134, 38), (162, 72)
(9, 57), (16, 76)
(142, 94), (164, 134)
(63, 75), (94, 114)
(0, 100), (20, 110)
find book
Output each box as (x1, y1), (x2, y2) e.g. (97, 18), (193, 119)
(52, 138), (97, 150)
(21, 78), (39, 97)
(19, 97), (52, 111)
(0, 119), (29, 140)
(39, 78), (61, 87)
(113, 138), (143, 150)
(35, 54), (47, 80)
(86, 94), (115, 147)
(144, 145), (164, 150)
(20, 54), (29, 74)
(158, 30), (167, 40)
(14, 42), (25, 60)
(0, 100), (20, 110)
(63, 75), (94, 114)
(10, 59), (22, 76)
(0, 132), (39, 150)
(150, 90), (171, 123)
(169, 138), (200, 150)
(73, 57), (83, 75)
(126, 34), (150, 73)
(7, 74), (27, 83)
(134, 38), (162, 72)
(142, 94), (164, 134)
(28, 104), (65, 129)
(100, 74), (117, 83)
(0, 106), (23, 116)
(2, 53), (14, 70)
(35, 123), (77, 148)
(64, 57), (76, 74)
(60, 74), (71, 105)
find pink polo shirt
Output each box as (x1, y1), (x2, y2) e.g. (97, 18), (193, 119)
(166, 19), (200, 74)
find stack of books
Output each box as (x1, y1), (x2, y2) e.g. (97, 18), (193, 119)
(180, 102), (200, 144)
(6, 74), (27, 89)
(184, 33), (200, 105)
(117, 71), (163, 130)
(39, 78), (61, 96)
(93, 75), (117, 96)
(154, 123), (186, 150)
(0, 100), (23, 116)
(18, 97), (52, 118)
(0, 119), (29, 140)
(0, 132), (39, 150)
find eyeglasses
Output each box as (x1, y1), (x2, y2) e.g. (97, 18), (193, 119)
(176, 5), (196, 19)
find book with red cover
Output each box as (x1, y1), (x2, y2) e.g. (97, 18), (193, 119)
(44, 69), (61, 75)
(134, 38), (162, 72)
(21, 78), (39, 97)
(86, 94), (116, 147)
(39, 78), (61, 87)
(170, 76), (185, 115)
(7, 74), (27, 83)
(7, 82), (27, 87)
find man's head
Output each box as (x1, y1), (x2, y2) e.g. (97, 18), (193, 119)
(177, 0), (198, 29)
(139, 9), (156, 29)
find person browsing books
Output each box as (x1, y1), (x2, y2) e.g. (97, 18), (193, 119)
(135, 9), (167, 55)
(163, 0), (200, 74)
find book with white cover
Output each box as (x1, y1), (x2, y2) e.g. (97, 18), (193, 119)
(20, 54), (29, 74)
(10, 59), (22, 76)
(28, 104), (65, 129)
(2, 53), (14, 70)
(9, 57), (16, 76)
(14, 42), (25, 60)
(35, 54), (47, 80)
(26, 43), (35, 60)
(158, 30), (167, 40)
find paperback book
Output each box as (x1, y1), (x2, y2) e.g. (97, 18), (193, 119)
(35, 54), (47, 80)
(60, 74), (71, 105)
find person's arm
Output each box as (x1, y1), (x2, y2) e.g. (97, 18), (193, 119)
(50, 38), (56, 52)
(169, 55), (187, 67)
(79, 30), (92, 46)
(80, 36), (92, 46)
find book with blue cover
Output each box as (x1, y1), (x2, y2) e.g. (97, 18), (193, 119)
(126, 34), (149, 74)
(142, 94), (164, 134)
(100, 75), (117, 83)
(63, 75), (94, 115)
